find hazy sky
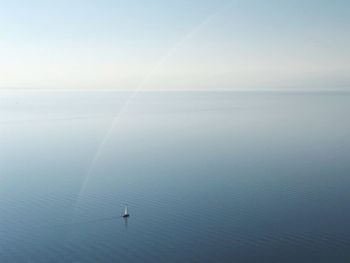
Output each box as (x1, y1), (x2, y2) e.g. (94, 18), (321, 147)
(0, 0), (349, 90)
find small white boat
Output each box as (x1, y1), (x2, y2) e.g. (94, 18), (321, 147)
(123, 205), (130, 218)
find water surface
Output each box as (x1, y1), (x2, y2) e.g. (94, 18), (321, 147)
(0, 90), (350, 263)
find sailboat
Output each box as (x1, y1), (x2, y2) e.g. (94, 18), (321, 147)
(123, 205), (130, 218)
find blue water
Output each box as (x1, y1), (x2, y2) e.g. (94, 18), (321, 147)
(0, 90), (350, 262)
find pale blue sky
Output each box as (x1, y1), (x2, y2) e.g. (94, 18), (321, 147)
(0, 0), (349, 90)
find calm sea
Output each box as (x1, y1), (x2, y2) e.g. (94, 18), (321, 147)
(0, 90), (349, 263)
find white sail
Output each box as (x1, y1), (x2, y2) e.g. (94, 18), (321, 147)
(124, 205), (128, 215)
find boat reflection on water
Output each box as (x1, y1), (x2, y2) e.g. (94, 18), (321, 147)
(123, 205), (129, 230)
